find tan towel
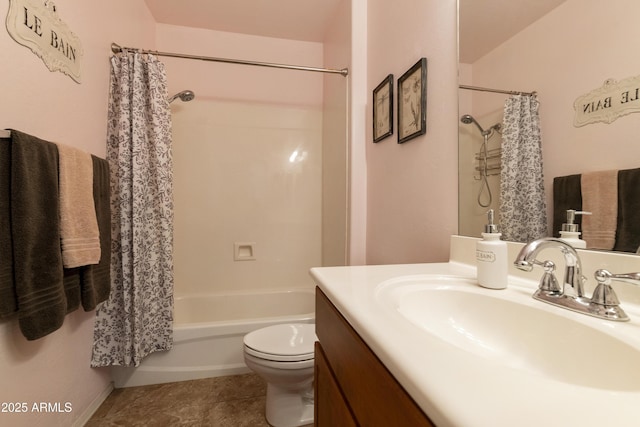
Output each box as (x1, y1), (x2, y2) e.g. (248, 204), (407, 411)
(581, 170), (618, 250)
(56, 143), (101, 267)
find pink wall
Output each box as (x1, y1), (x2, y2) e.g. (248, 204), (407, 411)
(366, 0), (459, 264)
(0, 1), (156, 425)
(155, 24), (324, 107)
(322, 1), (351, 266)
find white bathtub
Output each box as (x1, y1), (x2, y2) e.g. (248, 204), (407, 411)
(110, 288), (315, 388)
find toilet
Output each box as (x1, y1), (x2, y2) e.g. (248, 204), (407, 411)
(243, 323), (317, 427)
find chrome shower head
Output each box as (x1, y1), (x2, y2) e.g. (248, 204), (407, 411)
(169, 90), (195, 103)
(461, 114), (502, 136)
(460, 114), (474, 124)
(460, 114), (486, 135)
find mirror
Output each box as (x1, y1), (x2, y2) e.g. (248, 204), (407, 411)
(458, 0), (640, 253)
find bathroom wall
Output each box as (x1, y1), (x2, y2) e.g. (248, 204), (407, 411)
(155, 24), (326, 295)
(0, 1), (157, 425)
(464, 0), (640, 232)
(366, 0), (459, 264)
(322, 0), (351, 267)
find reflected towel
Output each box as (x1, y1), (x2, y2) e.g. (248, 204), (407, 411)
(581, 170), (617, 250)
(613, 168), (640, 252)
(56, 143), (101, 268)
(552, 174), (582, 237)
(10, 130), (66, 340)
(0, 136), (17, 318)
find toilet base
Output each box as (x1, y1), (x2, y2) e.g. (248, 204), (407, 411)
(265, 383), (314, 427)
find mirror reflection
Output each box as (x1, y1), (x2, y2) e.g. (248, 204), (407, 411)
(458, 0), (640, 253)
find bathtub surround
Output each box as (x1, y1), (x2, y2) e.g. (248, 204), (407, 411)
(92, 50), (174, 367)
(111, 289), (315, 388)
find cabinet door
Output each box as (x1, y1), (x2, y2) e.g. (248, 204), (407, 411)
(316, 288), (435, 427)
(314, 342), (358, 427)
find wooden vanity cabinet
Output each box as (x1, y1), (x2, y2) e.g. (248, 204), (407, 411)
(314, 288), (435, 427)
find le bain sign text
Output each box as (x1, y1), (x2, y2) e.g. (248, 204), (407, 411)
(6, 0), (83, 83)
(574, 75), (640, 127)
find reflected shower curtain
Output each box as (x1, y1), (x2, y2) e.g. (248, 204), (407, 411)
(91, 51), (174, 367)
(499, 95), (548, 242)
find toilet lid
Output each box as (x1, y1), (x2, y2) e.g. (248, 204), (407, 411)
(244, 324), (317, 361)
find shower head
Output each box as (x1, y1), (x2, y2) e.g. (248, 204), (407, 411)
(168, 90), (195, 103)
(460, 114), (486, 134)
(460, 114), (501, 136)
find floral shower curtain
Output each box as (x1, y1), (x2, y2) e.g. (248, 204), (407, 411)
(499, 94), (548, 243)
(91, 51), (174, 367)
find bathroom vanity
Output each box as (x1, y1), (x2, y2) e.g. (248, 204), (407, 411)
(311, 236), (640, 427)
(314, 288), (434, 426)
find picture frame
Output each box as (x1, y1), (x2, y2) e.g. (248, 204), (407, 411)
(397, 58), (427, 143)
(373, 74), (393, 143)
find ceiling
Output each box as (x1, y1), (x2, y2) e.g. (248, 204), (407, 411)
(459, 0), (567, 63)
(144, 0), (566, 63)
(143, 0), (343, 42)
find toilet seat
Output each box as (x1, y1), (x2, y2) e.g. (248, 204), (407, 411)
(244, 324), (317, 362)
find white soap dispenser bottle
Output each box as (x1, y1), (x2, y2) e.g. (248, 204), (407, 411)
(476, 209), (508, 289)
(558, 209), (589, 249)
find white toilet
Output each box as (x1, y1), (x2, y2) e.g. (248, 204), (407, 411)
(243, 323), (317, 427)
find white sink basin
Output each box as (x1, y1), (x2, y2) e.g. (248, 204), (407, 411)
(376, 275), (640, 391)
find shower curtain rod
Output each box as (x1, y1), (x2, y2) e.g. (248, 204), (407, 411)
(111, 43), (349, 77)
(459, 84), (536, 96)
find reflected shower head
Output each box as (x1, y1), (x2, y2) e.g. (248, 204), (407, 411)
(460, 114), (486, 134)
(460, 114), (474, 124)
(169, 90), (195, 103)
(460, 114), (501, 136)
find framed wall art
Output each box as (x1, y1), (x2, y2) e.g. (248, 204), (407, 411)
(397, 58), (427, 143)
(373, 74), (393, 142)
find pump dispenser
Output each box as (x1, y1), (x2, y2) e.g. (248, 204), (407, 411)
(476, 209), (508, 289)
(559, 209), (590, 249)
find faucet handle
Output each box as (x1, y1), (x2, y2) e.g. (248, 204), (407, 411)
(539, 260), (562, 295)
(594, 269), (640, 286)
(591, 269), (640, 306)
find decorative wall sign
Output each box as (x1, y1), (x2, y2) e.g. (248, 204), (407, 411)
(6, 0), (83, 83)
(574, 74), (640, 127)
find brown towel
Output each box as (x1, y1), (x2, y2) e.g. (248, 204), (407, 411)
(552, 174), (582, 237)
(0, 136), (18, 318)
(10, 130), (67, 340)
(80, 155), (111, 311)
(56, 143), (101, 267)
(581, 170), (617, 250)
(613, 168), (640, 252)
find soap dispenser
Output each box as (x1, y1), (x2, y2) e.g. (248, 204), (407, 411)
(559, 209), (590, 249)
(476, 209), (508, 289)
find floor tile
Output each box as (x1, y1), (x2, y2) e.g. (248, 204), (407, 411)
(87, 373), (269, 426)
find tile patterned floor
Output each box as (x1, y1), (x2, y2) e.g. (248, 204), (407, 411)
(86, 373), (271, 426)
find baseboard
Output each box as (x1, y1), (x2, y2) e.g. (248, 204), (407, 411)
(72, 382), (114, 427)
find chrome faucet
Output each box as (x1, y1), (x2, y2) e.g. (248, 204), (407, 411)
(514, 237), (585, 298)
(514, 237), (638, 321)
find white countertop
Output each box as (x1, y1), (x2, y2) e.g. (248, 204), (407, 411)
(310, 256), (640, 427)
